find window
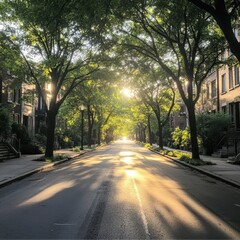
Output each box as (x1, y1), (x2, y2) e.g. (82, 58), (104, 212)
(211, 80), (216, 98)
(229, 67), (233, 89)
(234, 65), (239, 86)
(13, 88), (20, 104)
(13, 114), (20, 123)
(38, 96), (43, 110)
(206, 84), (209, 99)
(222, 106), (227, 114)
(221, 73), (226, 93)
(7, 88), (14, 102)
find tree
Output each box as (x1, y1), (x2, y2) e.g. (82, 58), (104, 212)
(114, 0), (225, 159)
(0, 31), (25, 104)
(188, 0), (240, 62)
(58, 71), (120, 146)
(131, 64), (176, 148)
(4, 0), (108, 157)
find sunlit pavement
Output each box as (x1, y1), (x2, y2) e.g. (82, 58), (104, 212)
(0, 140), (239, 239)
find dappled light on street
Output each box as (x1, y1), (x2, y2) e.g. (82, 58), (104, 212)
(19, 181), (75, 206)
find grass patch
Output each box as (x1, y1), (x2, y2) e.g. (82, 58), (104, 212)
(136, 141), (145, 147)
(36, 154), (66, 163)
(72, 146), (81, 152)
(179, 156), (215, 166)
(145, 144), (215, 166)
(149, 146), (160, 151)
(144, 143), (151, 148)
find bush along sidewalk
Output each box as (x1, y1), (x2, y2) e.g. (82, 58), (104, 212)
(145, 144), (215, 166)
(34, 154), (67, 163)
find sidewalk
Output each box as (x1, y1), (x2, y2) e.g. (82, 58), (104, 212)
(160, 146), (240, 188)
(0, 148), (94, 188)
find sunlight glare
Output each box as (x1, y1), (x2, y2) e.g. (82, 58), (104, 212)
(119, 151), (134, 157)
(121, 156), (133, 164)
(121, 88), (134, 98)
(126, 169), (137, 178)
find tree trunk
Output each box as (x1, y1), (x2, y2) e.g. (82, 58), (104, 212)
(97, 125), (102, 145)
(45, 110), (57, 158)
(147, 114), (152, 145)
(187, 103), (200, 159)
(87, 105), (92, 148)
(0, 75), (3, 104)
(143, 127), (146, 143)
(157, 117), (163, 149)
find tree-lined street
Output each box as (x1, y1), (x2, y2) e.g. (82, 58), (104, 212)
(1, 1), (240, 238)
(0, 141), (239, 239)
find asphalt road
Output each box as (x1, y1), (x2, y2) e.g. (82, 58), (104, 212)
(0, 140), (239, 239)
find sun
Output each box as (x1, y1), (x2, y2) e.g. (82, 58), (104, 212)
(121, 88), (134, 98)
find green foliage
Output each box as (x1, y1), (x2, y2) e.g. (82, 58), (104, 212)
(167, 151), (175, 157)
(179, 154), (192, 162)
(72, 146), (81, 152)
(52, 154), (66, 162)
(172, 127), (191, 149)
(181, 128), (191, 148)
(33, 134), (47, 146)
(42, 154), (66, 163)
(159, 149), (169, 155)
(55, 129), (75, 149)
(20, 143), (44, 154)
(196, 112), (230, 155)
(11, 122), (30, 144)
(149, 145), (161, 151)
(172, 127), (182, 148)
(0, 106), (12, 135)
(179, 155), (214, 166)
(144, 143), (151, 148)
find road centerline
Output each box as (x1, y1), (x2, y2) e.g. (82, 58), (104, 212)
(132, 176), (151, 240)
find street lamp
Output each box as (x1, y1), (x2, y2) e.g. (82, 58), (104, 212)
(80, 104), (85, 150)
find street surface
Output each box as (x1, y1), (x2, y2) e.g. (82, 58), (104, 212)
(0, 140), (239, 239)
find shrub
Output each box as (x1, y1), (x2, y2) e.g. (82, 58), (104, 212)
(40, 154), (66, 163)
(167, 151), (175, 157)
(56, 131), (74, 149)
(159, 149), (169, 155)
(172, 127), (182, 148)
(72, 146), (81, 152)
(196, 112), (230, 155)
(153, 147), (161, 151)
(20, 143), (44, 154)
(11, 122), (30, 144)
(144, 143), (151, 148)
(181, 128), (190, 149)
(33, 134), (47, 146)
(179, 154), (192, 162)
(52, 154), (66, 161)
(172, 127), (191, 150)
(0, 106), (11, 135)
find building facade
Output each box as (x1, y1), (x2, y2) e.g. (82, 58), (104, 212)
(198, 47), (240, 156)
(0, 77), (35, 137)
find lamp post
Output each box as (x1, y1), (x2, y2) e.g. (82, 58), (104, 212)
(80, 104), (85, 150)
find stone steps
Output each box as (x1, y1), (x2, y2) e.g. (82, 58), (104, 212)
(0, 142), (18, 161)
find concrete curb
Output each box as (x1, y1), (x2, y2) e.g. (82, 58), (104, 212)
(0, 148), (95, 189)
(148, 148), (240, 189)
